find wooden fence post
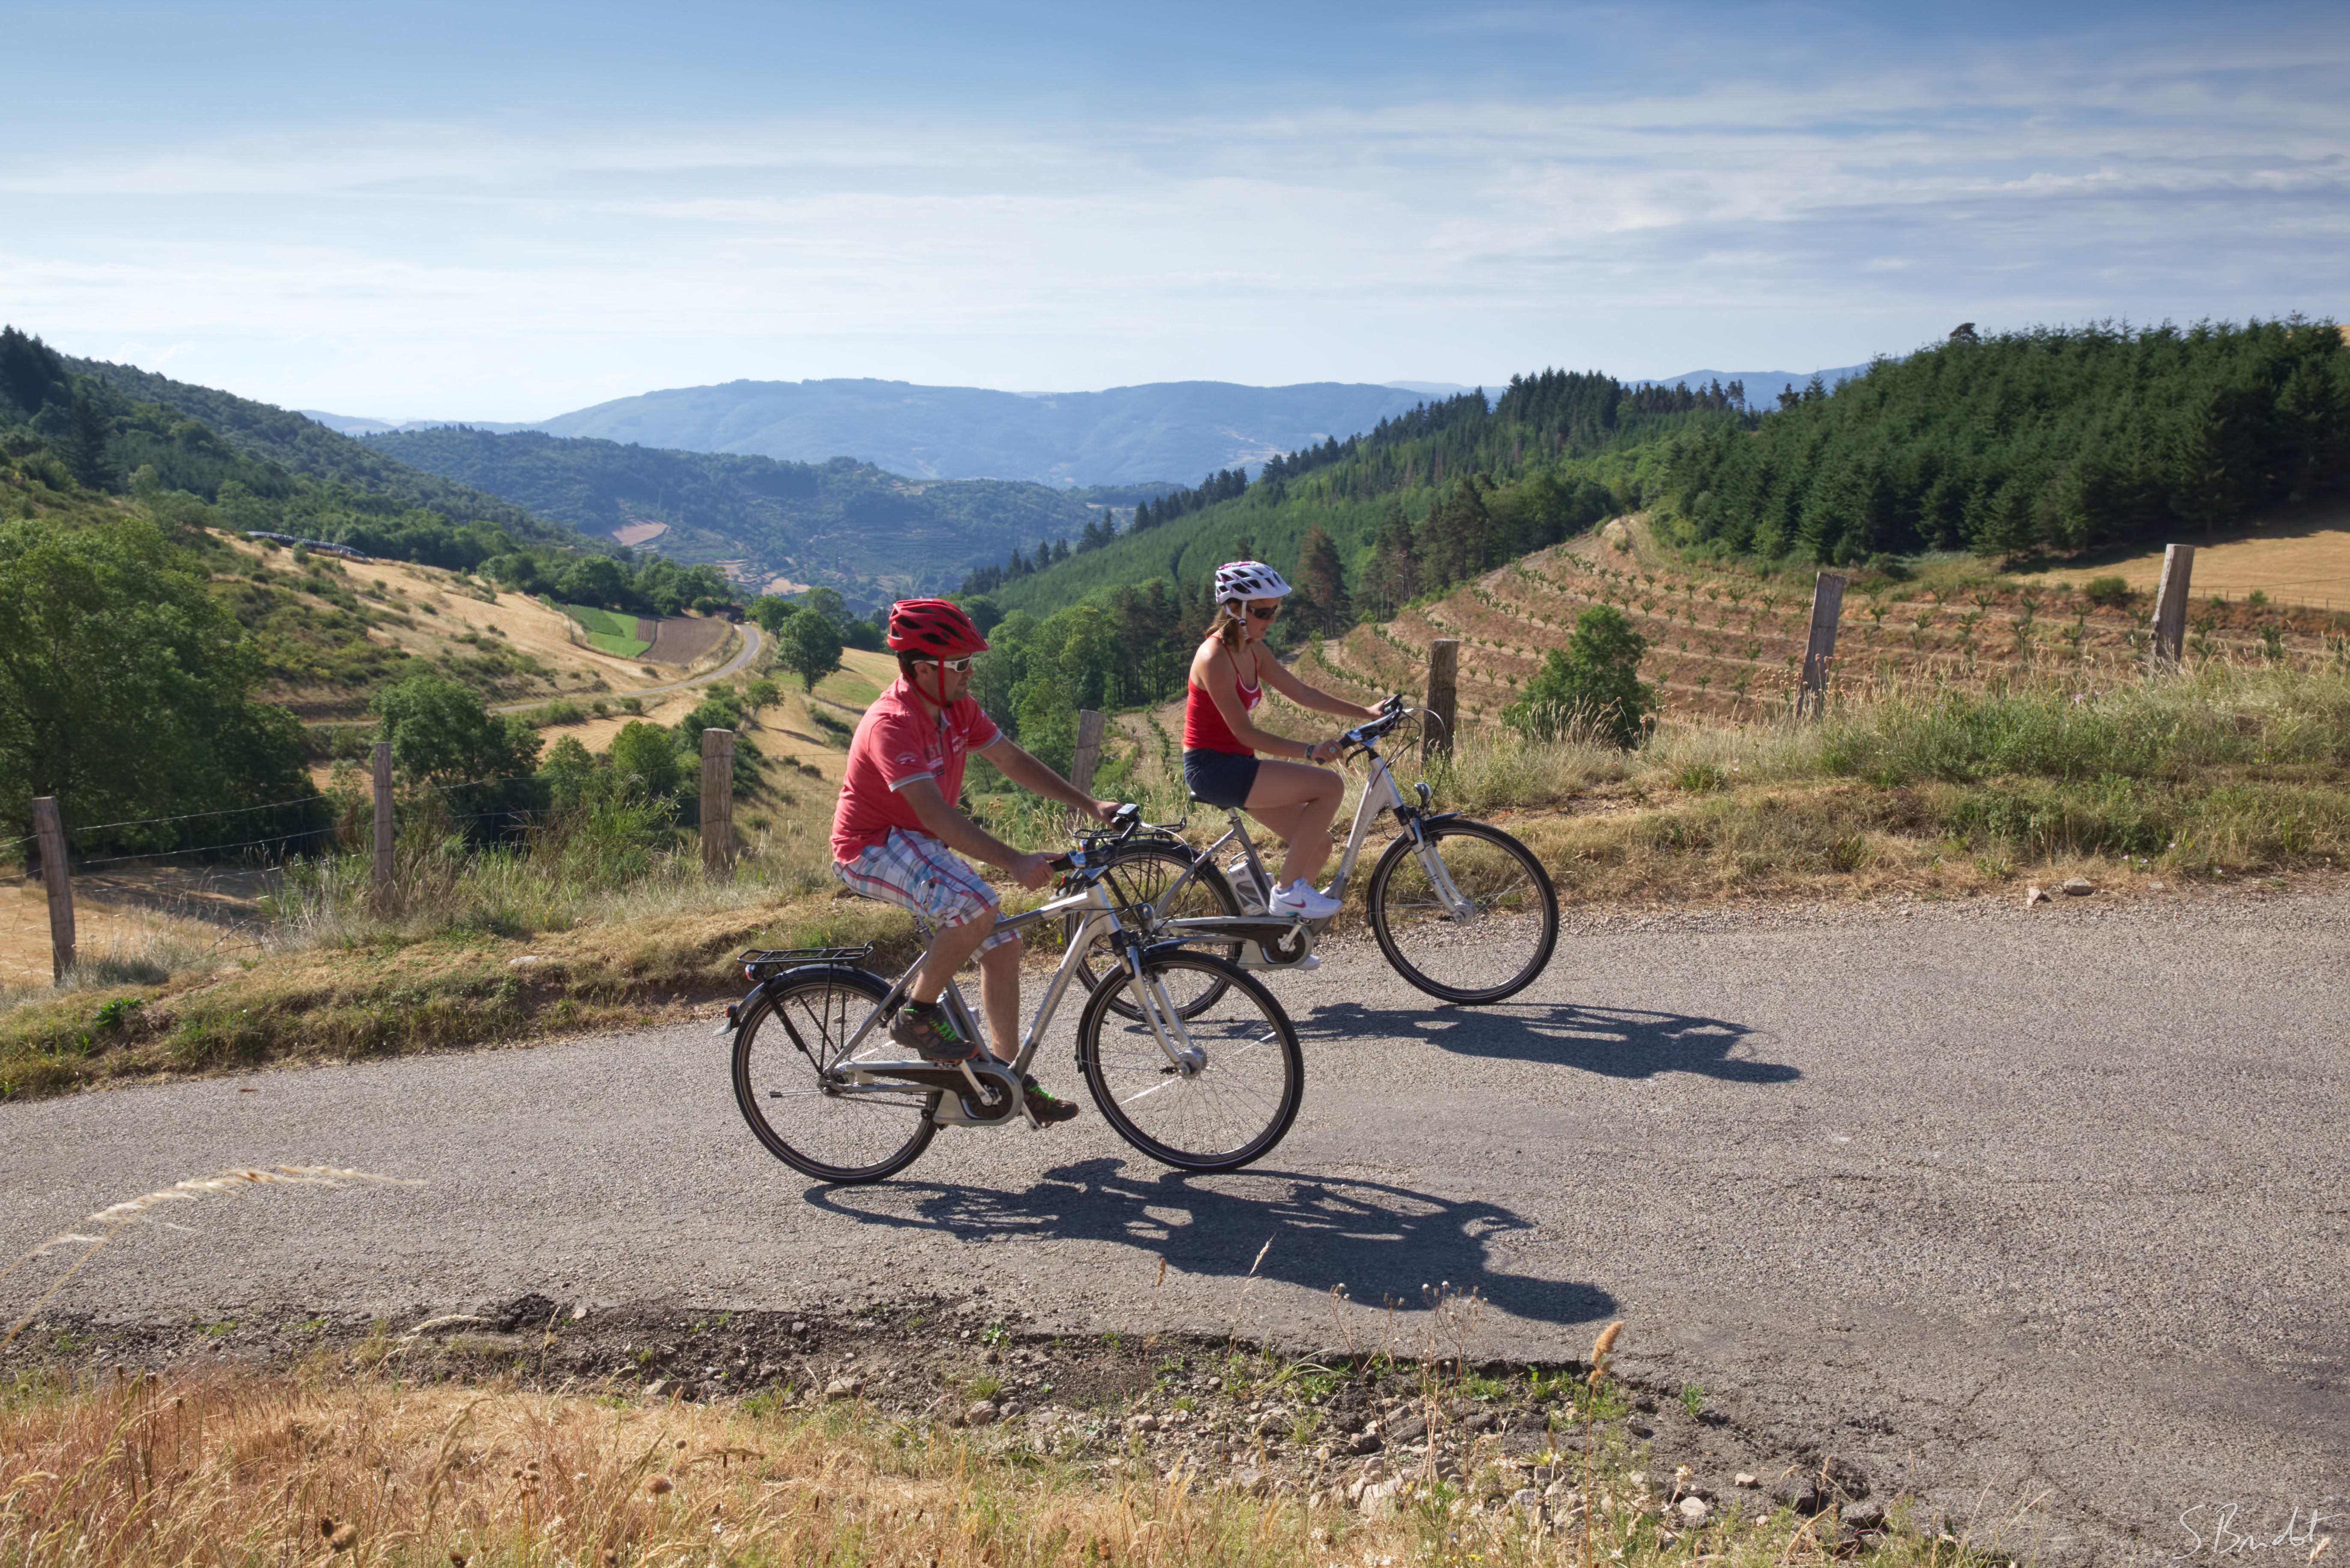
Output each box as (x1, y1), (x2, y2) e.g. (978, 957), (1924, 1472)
(1426, 639), (1459, 759)
(31, 796), (74, 982)
(701, 727), (736, 877)
(2149, 543), (2195, 669)
(1798, 570), (1849, 717)
(1069, 709), (1106, 796)
(371, 742), (395, 910)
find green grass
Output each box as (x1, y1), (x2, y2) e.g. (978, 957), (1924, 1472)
(815, 669), (882, 708)
(561, 603), (650, 658)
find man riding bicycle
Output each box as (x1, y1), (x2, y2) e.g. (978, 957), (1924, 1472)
(831, 598), (1118, 1123)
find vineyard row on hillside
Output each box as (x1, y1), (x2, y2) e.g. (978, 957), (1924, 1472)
(1301, 539), (2350, 728)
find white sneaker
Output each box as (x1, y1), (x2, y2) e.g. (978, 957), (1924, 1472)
(1270, 880), (1342, 920)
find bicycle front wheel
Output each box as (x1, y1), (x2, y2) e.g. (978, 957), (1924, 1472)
(1366, 820), (1559, 1003)
(1077, 950), (1302, 1173)
(731, 967), (938, 1184)
(1066, 839), (1240, 1019)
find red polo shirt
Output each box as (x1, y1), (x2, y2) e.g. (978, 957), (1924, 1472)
(831, 676), (1001, 863)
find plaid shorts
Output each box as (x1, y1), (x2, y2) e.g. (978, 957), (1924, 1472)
(835, 829), (1016, 953)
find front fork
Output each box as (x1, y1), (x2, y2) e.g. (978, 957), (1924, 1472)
(1106, 932), (1206, 1076)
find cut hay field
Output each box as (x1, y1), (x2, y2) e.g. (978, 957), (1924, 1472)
(2091, 498), (2350, 609)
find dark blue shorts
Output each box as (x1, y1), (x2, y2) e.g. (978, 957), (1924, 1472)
(1182, 748), (1260, 809)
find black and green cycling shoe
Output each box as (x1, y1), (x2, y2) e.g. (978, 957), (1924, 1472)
(1021, 1074), (1081, 1124)
(889, 1001), (977, 1064)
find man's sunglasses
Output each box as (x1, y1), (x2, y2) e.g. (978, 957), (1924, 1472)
(919, 656), (976, 673)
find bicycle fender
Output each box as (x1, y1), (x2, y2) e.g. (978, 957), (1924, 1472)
(719, 965), (880, 1037)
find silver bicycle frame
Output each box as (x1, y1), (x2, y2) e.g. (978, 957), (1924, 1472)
(811, 859), (1215, 1128)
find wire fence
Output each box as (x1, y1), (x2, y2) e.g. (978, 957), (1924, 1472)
(10, 734), (746, 985)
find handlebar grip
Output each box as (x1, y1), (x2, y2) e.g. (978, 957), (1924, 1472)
(1047, 854), (1074, 873)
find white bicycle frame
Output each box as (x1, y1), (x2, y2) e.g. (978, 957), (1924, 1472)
(1155, 717), (1479, 966)
(772, 853), (1216, 1130)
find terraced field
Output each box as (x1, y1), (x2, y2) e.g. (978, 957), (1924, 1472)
(1303, 524), (2350, 733)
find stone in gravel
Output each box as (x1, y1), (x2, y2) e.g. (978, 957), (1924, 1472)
(1842, 1501), (1887, 1530)
(1348, 1431), (1383, 1455)
(1513, 1488), (1543, 1511)
(1735, 1473), (1760, 1488)
(1387, 1415), (1427, 1444)
(1679, 1496), (1710, 1524)
(822, 1377), (861, 1400)
(2061, 876), (2096, 896)
(1231, 1466), (1267, 1495)
(964, 1399), (999, 1426)
(2025, 886), (2051, 906)
(643, 1379), (668, 1399)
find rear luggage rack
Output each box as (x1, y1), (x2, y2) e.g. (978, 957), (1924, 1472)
(738, 946), (874, 979)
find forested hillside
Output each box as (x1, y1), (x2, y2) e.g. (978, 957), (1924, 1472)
(969, 370), (1739, 632)
(367, 426), (1131, 605)
(1660, 319), (2350, 564)
(942, 372), (1754, 753)
(57, 350), (571, 548)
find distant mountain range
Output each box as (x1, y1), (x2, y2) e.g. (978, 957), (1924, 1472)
(308, 379), (1446, 488)
(366, 426), (1153, 606)
(306, 368), (1876, 485)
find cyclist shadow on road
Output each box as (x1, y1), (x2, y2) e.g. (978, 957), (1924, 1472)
(1293, 1001), (1797, 1082)
(808, 1159), (1616, 1331)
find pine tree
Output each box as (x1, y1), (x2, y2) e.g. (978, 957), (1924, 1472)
(1366, 501), (1418, 618)
(66, 398), (112, 491)
(1293, 525), (1351, 635)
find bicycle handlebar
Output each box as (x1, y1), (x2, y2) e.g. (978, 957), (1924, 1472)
(1050, 802), (1145, 877)
(1341, 693), (1410, 750)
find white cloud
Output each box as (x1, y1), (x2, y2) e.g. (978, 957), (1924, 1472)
(2, 24), (2341, 414)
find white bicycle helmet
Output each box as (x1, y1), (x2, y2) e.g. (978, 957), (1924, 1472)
(1213, 560), (1293, 603)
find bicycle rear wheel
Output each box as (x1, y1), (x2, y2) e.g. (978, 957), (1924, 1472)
(1066, 839), (1240, 1018)
(1366, 820), (1559, 1003)
(731, 967), (938, 1183)
(1076, 950), (1302, 1173)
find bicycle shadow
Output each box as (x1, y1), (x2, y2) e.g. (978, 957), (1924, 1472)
(807, 1160), (1616, 1330)
(1292, 1000), (1798, 1083)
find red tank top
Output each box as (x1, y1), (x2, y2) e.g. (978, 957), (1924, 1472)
(1183, 641), (1261, 755)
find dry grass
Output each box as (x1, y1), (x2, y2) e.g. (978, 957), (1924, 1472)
(0, 1355), (2018, 1568)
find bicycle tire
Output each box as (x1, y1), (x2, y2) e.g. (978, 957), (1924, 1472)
(1366, 820), (1559, 1004)
(1066, 839), (1241, 1019)
(731, 966), (939, 1184)
(1076, 949), (1302, 1173)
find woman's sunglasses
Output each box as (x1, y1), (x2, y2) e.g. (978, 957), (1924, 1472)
(1245, 603), (1281, 621)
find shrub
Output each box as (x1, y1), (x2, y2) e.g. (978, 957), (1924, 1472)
(2084, 575), (2131, 607)
(1502, 605), (1655, 749)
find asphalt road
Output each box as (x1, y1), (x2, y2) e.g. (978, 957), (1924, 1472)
(5, 889), (2344, 1559)
(490, 620), (763, 714)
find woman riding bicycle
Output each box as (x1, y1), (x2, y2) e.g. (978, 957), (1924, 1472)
(1184, 560), (1382, 921)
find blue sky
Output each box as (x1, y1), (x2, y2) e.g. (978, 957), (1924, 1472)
(3, 1), (2344, 419)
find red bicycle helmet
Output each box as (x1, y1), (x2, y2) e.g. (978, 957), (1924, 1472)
(887, 598), (990, 658)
